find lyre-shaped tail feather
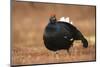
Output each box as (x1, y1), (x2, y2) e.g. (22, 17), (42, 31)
(82, 38), (88, 48)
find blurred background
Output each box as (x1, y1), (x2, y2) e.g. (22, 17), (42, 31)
(12, 1), (96, 65)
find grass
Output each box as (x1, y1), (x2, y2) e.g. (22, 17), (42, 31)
(12, 37), (95, 65)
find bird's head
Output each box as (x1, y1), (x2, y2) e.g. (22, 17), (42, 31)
(49, 14), (57, 24)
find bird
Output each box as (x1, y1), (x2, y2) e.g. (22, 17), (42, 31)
(43, 15), (88, 55)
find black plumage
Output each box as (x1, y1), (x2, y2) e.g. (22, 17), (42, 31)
(43, 15), (88, 53)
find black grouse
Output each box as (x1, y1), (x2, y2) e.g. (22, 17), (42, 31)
(43, 15), (88, 54)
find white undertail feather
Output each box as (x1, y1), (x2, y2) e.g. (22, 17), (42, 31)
(59, 17), (66, 22)
(65, 17), (70, 22)
(70, 21), (73, 24)
(59, 17), (73, 24)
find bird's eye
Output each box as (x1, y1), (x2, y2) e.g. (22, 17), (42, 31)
(51, 17), (56, 21)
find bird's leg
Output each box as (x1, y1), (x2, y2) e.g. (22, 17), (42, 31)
(70, 44), (74, 55)
(66, 44), (74, 56)
(67, 49), (71, 56)
(54, 51), (59, 60)
(64, 50), (68, 57)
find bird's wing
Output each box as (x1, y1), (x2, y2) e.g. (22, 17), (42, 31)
(57, 22), (88, 48)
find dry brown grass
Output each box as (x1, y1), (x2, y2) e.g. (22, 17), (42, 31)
(12, 37), (95, 65)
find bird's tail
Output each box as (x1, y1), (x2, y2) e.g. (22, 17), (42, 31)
(82, 38), (88, 48)
(73, 29), (88, 48)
